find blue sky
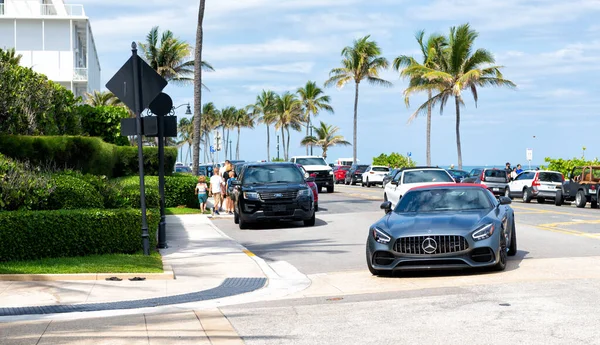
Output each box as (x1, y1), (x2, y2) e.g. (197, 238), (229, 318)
(78, 0), (600, 167)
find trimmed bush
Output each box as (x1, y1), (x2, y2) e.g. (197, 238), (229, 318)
(114, 175), (201, 209)
(47, 175), (104, 210)
(0, 209), (159, 261)
(116, 176), (161, 209)
(0, 135), (177, 177)
(0, 154), (54, 211)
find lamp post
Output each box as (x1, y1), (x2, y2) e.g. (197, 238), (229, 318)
(277, 135), (280, 161)
(229, 140), (232, 160)
(148, 100), (191, 249)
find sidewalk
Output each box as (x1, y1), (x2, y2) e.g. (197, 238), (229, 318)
(0, 215), (275, 344)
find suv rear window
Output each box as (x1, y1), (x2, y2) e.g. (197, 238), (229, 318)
(484, 170), (507, 178)
(243, 165), (304, 184)
(295, 158), (327, 166)
(538, 172), (563, 182)
(372, 167), (390, 172)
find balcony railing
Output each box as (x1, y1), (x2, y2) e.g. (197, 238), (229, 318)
(0, 4), (85, 16)
(73, 68), (88, 81)
(40, 4), (85, 16)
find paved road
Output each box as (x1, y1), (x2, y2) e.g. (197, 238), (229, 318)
(213, 185), (600, 275)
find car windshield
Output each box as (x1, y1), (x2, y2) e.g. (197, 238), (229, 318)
(295, 158), (327, 166)
(402, 170), (454, 184)
(372, 167), (389, 172)
(396, 188), (493, 213)
(243, 165), (305, 184)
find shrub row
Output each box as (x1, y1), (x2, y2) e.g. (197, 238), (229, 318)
(114, 174), (200, 209)
(0, 135), (177, 178)
(0, 208), (159, 261)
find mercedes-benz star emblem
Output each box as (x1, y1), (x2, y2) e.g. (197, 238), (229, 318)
(422, 237), (438, 254)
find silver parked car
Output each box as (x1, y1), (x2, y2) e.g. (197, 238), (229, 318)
(462, 168), (509, 196)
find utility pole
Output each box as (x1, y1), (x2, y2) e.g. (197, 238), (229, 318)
(277, 135), (280, 161)
(229, 140), (232, 160)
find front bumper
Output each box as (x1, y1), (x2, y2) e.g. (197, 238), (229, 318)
(367, 232), (502, 271)
(239, 197), (314, 222)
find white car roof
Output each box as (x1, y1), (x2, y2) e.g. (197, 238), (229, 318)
(370, 165), (389, 168)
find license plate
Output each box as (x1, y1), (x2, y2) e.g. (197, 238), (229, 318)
(590, 189), (596, 195)
(493, 188), (499, 191)
(272, 205), (286, 212)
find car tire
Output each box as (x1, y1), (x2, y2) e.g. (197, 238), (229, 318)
(508, 218), (517, 256)
(303, 212), (316, 227)
(238, 216), (249, 230)
(351, 178), (356, 186)
(327, 186), (334, 193)
(345, 178), (350, 185)
(314, 203), (319, 212)
(494, 235), (508, 271)
(504, 188), (511, 200)
(366, 178), (371, 188)
(575, 190), (587, 208)
(366, 246), (382, 276)
(522, 188), (532, 203)
(537, 197), (545, 204)
(555, 190), (563, 206)
(234, 210), (239, 224)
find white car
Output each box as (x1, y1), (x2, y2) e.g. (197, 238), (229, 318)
(383, 167), (455, 208)
(290, 156), (335, 193)
(361, 165), (390, 187)
(506, 170), (564, 203)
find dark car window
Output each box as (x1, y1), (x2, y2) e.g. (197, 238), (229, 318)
(448, 170), (468, 178)
(484, 169), (507, 178)
(393, 171), (402, 182)
(295, 158), (327, 166)
(538, 172), (563, 182)
(402, 170), (454, 184)
(396, 188), (493, 213)
(175, 166), (191, 173)
(356, 165), (369, 171)
(372, 167), (390, 172)
(469, 169), (482, 177)
(339, 166), (350, 171)
(242, 165), (304, 184)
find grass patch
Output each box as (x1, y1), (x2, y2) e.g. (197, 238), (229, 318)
(165, 207), (210, 215)
(0, 251), (163, 274)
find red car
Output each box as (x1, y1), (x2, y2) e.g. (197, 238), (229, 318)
(296, 164), (319, 212)
(333, 165), (351, 184)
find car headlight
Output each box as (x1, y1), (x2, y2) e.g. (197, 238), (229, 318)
(243, 192), (260, 200)
(329, 170), (333, 175)
(472, 224), (495, 241)
(371, 227), (391, 244)
(297, 188), (312, 197)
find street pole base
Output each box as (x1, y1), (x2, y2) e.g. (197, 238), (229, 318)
(157, 220), (167, 249)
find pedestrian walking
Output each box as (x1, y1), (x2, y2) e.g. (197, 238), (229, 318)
(195, 176), (209, 213)
(225, 170), (236, 214)
(505, 162), (512, 180)
(210, 167), (224, 215)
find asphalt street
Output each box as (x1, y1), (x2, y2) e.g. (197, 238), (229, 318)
(213, 184), (600, 274)
(211, 183), (600, 345)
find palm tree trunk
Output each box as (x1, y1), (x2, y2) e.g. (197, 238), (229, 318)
(266, 124), (271, 161)
(426, 89), (432, 166)
(305, 113), (310, 155)
(221, 126), (225, 161)
(236, 126), (241, 160)
(454, 96), (462, 169)
(192, 0), (205, 175)
(286, 127), (291, 160)
(281, 127), (286, 160)
(352, 82), (359, 164)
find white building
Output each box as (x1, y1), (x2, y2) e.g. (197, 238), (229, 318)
(0, 0), (100, 98)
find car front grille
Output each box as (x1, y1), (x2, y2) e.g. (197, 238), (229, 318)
(394, 235), (469, 255)
(308, 171), (330, 179)
(259, 191), (298, 200)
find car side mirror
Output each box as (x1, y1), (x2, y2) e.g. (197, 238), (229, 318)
(498, 196), (512, 205)
(391, 181), (398, 185)
(306, 177), (315, 183)
(380, 201), (392, 214)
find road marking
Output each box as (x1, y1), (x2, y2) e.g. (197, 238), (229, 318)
(195, 309), (245, 345)
(243, 249), (256, 257)
(345, 192), (381, 201)
(511, 205), (600, 219)
(539, 219), (600, 228)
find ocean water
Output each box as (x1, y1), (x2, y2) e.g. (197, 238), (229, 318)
(443, 165), (541, 172)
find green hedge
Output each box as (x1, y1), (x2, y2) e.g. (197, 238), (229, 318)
(47, 175), (104, 210)
(114, 175), (201, 209)
(0, 154), (54, 211)
(0, 209), (159, 261)
(0, 135), (177, 178)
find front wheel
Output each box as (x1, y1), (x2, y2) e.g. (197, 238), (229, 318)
(238, 216), (249, 230)
(233, 210), (239, 224)
(327, 185), (334, 193)
(494, 236), (507, 271)
(366, 178), (371, 188)
(592, 201), (598, 209)
(575, 190), (587, 208)
(522, 188), (532, 203)
(304, 212), (316, 227)
(508, 218), (517, 256)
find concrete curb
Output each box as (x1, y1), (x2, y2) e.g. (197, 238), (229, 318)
(0, 265), (175, 281)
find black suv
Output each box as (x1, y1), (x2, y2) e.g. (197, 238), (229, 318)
(232, 162), (316, 229)
(345, 164), (369, 185)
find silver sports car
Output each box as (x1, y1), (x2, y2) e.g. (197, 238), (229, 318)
(366, 184), (517, 276)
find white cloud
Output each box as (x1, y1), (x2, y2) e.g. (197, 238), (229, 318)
(205, 39), (317, 61)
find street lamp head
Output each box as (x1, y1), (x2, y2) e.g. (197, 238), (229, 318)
(185, 104), (192, 115)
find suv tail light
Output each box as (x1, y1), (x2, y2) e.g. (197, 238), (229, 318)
(592, 185), (597, 191)
(532, 174), (540, 187)
(561, 174), (565, 182)
(479, 171), (485, 182)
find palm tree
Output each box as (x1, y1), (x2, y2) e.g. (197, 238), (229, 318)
(402, 23), (516, 169)
(274, 92), (303, 160)
(192, 0), (206, 174)
(138, 26), (214, 85)
(233, 107), (255, 160)
(251, 90), (277, 161)
(0, 48), (22, 65)
(177, 117), (194, 163)
(325, 35), (392, 164)
(200, 102), (219, 163)
(84, 90), (123, 107)
(393, 30), (447, 166)
(297, 81), (334, 155)
(301, 121), (350, 159)
(219, 106), (236, 160)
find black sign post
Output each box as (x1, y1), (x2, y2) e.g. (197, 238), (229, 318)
(148, 92), (173, 249)
(106, 42), (168, 256)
